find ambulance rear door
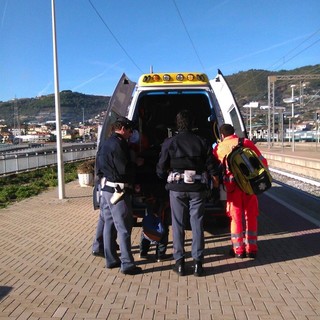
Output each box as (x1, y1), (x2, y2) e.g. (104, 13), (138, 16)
(93, 73), (136, 210)
(210, 69), (247, 138)
(97, 73), (136, 147)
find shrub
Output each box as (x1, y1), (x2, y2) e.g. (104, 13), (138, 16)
(77, 159), (95, 174)
(0, 160), (94, 208)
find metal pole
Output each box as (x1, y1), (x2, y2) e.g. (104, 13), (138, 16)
(249, 106), (252, 140)
(51, 0), (65, 199)
(291, 85), (296, 152)
(316, 120), (320, 151)
(267, 78), (271, 149)
(281, 112), (284, 151)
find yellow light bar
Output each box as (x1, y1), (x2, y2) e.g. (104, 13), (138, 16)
(138, 72), (209, 86)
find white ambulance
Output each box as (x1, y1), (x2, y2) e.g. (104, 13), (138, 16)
(94, 70), (247, 225)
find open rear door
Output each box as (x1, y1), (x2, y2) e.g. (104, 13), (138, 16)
(93, 73), (136, 210)
(98, 73), (136, 147)
(210, 69), (247, 138)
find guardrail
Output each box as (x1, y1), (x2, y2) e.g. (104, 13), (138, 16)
(0, 143), (97, 176)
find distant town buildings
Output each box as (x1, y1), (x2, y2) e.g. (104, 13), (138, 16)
(0, 114), (103, 144)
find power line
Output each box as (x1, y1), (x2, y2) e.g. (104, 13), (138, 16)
(88, 0), (143, 73)
(268, 27), (320, 72)
(172, 0), (206, 72)
(233, 30), (320, 102)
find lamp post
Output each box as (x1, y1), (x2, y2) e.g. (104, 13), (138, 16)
(283, 85), (297, 152)
(274, 107), (285, 150)
(51, 0), (65, 199)
(260, 105), (270, 145)
(243, 102), (259, 140)
(291, 85), (296, 152)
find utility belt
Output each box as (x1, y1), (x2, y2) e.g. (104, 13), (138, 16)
(167, 170), (207, 184)
(100, 177), (131, 205)
(100, 177), (130, 189)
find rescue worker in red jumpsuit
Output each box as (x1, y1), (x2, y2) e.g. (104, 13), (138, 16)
(212, 124), (268, 259)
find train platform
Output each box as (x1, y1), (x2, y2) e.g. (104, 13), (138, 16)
(257, 143), (320, 181)
(257, 142), (320, 160)
(0, 177), (319, 319)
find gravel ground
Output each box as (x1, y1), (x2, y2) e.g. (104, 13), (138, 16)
(271, 170), (320, 198)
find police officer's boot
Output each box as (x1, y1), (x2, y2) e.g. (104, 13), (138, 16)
(193, 260), (204, 277)
(173, 258), (185, 276)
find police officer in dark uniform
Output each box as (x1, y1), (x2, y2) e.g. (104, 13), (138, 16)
(93, 117), (142, 275)
(156, 110), (220, 277)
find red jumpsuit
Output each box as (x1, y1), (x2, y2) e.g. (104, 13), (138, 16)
(213, 135), (268, 256)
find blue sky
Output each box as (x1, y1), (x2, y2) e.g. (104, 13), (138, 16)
(1, 0), (319, 102)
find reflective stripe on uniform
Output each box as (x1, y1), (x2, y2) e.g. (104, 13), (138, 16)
(231, 232), (243, 239)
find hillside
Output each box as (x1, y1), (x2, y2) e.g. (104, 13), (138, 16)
(0, 91), (110, 126)
(225, 64), (320, 125)
(226, 64), (320, 106)
(1, 65), (319, 126)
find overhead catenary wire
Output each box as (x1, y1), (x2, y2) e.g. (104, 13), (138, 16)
(88, 0), (317, 103)
(172, 0), (206, 73)
(267, 27), (320, 72)
(88, 0), (143, 73)
(232, 28), (320, 101)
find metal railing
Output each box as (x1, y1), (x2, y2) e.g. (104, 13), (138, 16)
(0, 143), (97, 176)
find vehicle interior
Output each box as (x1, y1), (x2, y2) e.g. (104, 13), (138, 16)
(132, 90), (219, 147)
(129, 89), (224, 221)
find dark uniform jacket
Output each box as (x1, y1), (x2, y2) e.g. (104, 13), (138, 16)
(156, 130), (220, 192)
(97, 132), (135, 192)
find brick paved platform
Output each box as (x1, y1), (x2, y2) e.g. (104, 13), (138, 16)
(0, 181), (319, 320)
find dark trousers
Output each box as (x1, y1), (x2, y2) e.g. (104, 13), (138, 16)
(92, 215), (105, 253)
(100, 191), (136, 271)
(169, 190), (205, 262)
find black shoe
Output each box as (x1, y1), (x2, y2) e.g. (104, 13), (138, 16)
(139, 252), (149, 259)
(121, 266), (142, 275)
(229, 248), (235, 257)
(193, 260), (204, 277)
(229, 248), (245, 259)
(92, 250), (105, 258)
(246, 252), (257, 259)
(157, 254), (173, 262)
(173, 259), (185, 276)
(106, 261), (121, 269)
